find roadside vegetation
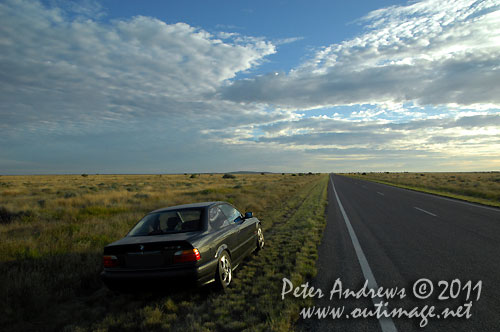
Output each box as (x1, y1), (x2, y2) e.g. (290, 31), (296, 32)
(344, 172), (500, 207)
(0, 173), (328, 331)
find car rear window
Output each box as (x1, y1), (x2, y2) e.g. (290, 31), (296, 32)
(128, 208), (203, 236)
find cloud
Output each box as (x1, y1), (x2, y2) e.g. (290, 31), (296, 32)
(203, 113), (500, 162)
(52, 0), (106, 19)
(1, 0), (499, 173)
(274, 37), (304, 45)
(220, 0), (500, 109)
(256, 131), (403, 147)
(0, 0), (276, 134)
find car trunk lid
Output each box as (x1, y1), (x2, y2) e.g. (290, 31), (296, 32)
(104, 238), (196, 269)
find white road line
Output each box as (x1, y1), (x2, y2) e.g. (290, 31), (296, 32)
(414, 207), (437, 217)
(377, 192), (385, 196)
(330, 175), (398, 332)
(361, 178), (500, 213)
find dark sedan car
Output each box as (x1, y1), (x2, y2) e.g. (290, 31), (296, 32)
(101, 201), (264, 290)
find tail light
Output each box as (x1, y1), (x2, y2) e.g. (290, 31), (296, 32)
(103, 255), (119, 268)
(173, 248), (201, 263)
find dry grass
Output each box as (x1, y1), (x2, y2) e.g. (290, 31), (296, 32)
(343, 172), (500, 207)
(0, 173), (328, 331)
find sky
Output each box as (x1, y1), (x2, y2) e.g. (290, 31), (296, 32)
(0, 0), (499, 174)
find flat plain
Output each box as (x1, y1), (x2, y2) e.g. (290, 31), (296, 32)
(0, 173), (328, 331)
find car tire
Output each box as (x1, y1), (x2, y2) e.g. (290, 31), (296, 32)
(255, 225), (265, 252)
(215, 251), (232, 290)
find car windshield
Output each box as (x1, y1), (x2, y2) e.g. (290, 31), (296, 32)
(127, 208), (203, 236)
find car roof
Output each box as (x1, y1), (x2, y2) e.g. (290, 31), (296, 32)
(149, 201), (226, 213)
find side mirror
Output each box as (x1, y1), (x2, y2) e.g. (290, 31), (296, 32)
(244, 212), (253, 219)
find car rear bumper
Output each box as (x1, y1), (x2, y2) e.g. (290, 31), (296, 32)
(101, 257), (218, 287)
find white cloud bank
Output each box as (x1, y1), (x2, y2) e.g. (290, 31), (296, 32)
(0, 0), (276, 133)
(215, 0), (500, 170)
(0, 0), (499, 173)
(220, 0), (500, 109)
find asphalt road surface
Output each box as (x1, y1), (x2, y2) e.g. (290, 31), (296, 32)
(298, 174), (500, 332)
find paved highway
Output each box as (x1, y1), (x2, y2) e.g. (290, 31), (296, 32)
(299, 174), (500, 332)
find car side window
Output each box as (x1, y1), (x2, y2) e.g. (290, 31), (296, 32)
(158, 213), (169, 230)
(209, 206), (226, 230)
(220, 204), (242, 224)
